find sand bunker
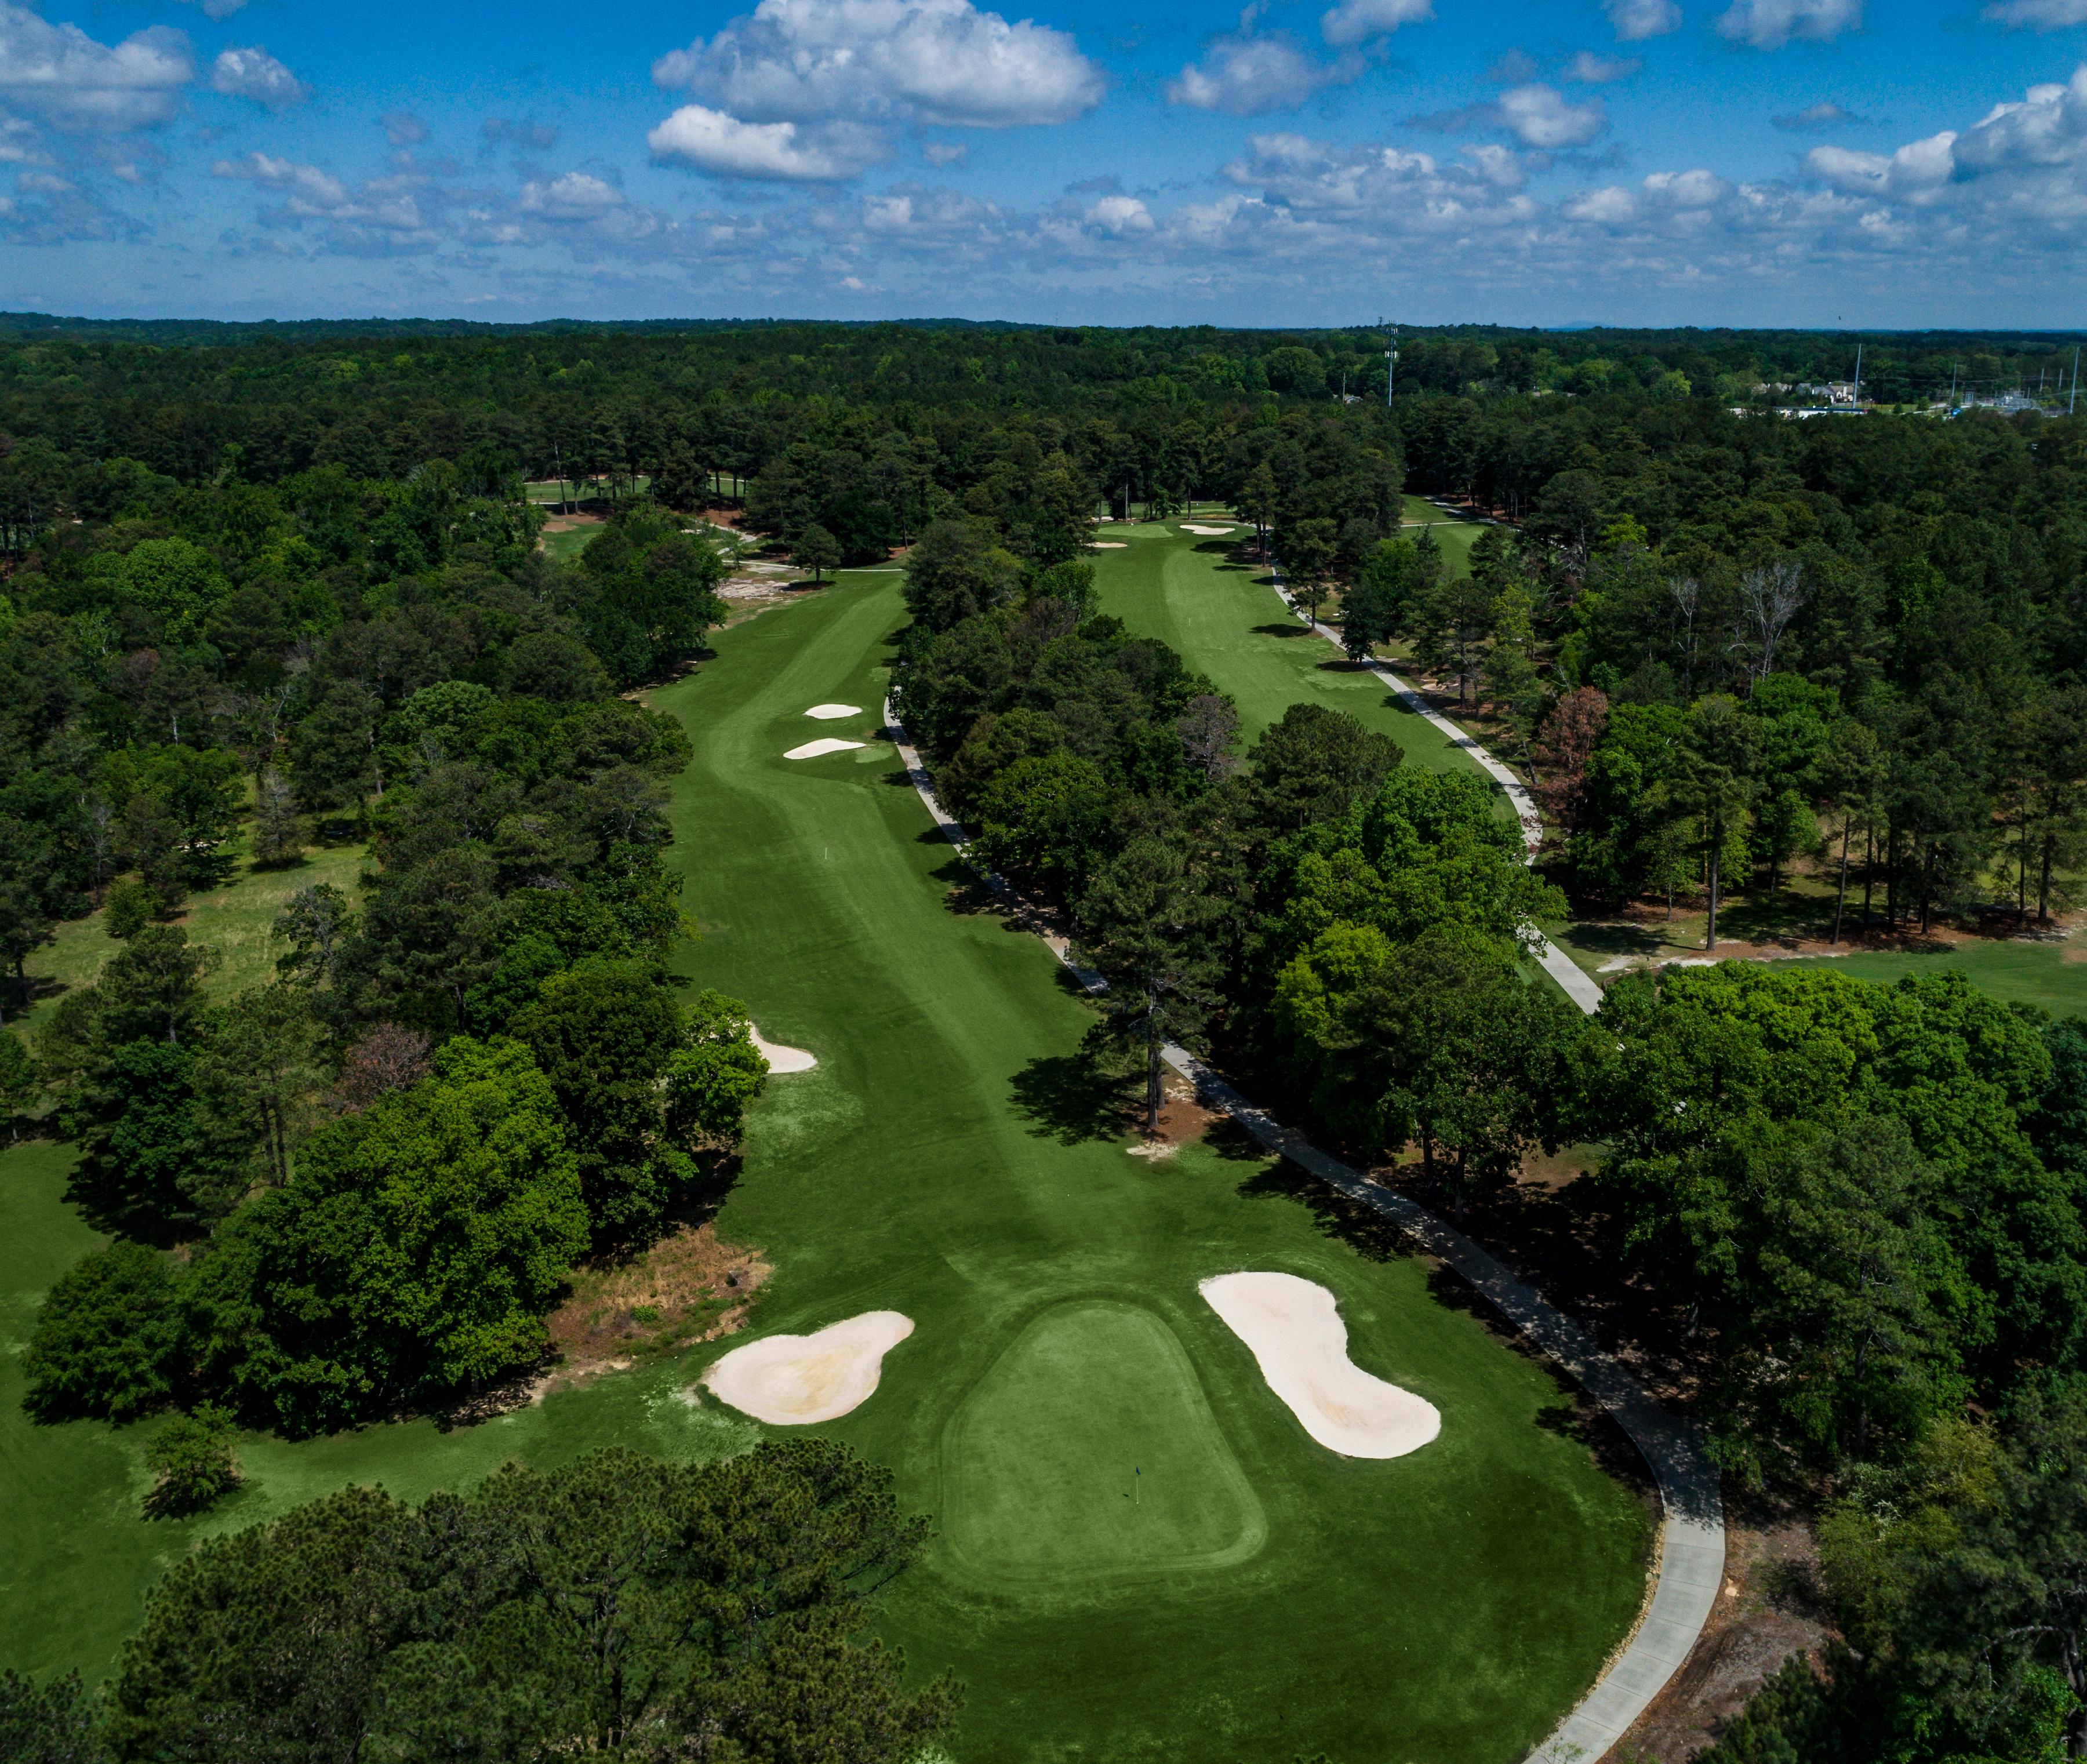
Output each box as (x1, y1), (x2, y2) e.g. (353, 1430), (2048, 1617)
(703, 1311), (914, 1424)
(751, 1028), (815, 1073)
(1201, 1271), (1439, 1459)
(1180, 523), (1237, 535)
(1092, 541), (1128, 548)
(784, 738), (865, 759)
(803, 703), (862, 720)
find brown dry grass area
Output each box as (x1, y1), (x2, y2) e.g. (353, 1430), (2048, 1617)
(546, 1224), (770, 1368)
(1618, 1503), (1833, 1762)
(540, 512), (606, 533)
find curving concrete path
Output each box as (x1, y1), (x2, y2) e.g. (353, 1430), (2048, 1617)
(882, 685), (1722, 1764)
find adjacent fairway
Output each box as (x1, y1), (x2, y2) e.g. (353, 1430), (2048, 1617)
(1089, 520), (1497, 781)
(0, 568), (1652, 1762)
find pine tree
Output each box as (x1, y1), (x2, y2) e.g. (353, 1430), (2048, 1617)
(250, 767), (304, 869)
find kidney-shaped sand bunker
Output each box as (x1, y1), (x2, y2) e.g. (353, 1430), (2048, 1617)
(703, 1311), (914, 1424)
(1201, 1271), (1440, 1459)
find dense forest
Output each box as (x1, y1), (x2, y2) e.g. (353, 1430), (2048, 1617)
(2, 316), (2086, 1763)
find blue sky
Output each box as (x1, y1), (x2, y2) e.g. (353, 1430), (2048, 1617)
(1, 0), (2084, 325)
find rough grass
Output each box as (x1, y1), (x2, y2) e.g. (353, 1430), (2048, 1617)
(546, 1224), (771, 1364)
(18, 834), (369, 1036)
(1, 572), (1652, 1763)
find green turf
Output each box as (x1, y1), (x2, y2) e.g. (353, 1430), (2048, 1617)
(0, 573), (1651, 1760)
(1086, 523), (1501, 790)
(18, 836), (369, 1037)
(1779, 940), (2087, 1017)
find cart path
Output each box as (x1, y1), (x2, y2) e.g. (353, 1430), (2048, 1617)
(882, 692), (1724, 1764)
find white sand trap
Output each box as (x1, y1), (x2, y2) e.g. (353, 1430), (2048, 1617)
(1201, 1272), (1440, 1459)
(1180, 523), (1237, 535)
(803, 703), (862, 720)
(703, 1311), (914, 1424)
(784, 738), (865, 759)
(1092, 541), (1127, 548)
(751, 1028), (815, 1074)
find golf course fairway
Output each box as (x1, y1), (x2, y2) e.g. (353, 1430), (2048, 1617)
(0, 562), (1653, 1763)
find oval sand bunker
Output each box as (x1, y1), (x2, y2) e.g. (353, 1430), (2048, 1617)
(1201, 1271), (1440, 1459)
(703, 1311), (914, 1424)
(751, 1028), (815, 1073)
(803, 703), (862, 720)
(784, 737), (865, 759)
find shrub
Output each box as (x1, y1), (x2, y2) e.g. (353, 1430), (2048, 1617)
(23, 1243), (186, 1423)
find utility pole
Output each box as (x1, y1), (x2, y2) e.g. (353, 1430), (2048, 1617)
(1851, 343), (1861, 408)
(1385, 322), (1397, 409)
(1949, 362), (1957, 412)
(2073, 344), (2081, 416)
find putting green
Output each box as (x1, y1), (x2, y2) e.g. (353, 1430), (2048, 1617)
(939, 1299), (1264, 1585)
(0, 569), (1651, 1762)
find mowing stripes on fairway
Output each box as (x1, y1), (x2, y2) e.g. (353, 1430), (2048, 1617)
(703, 1311), (914, 1424)
(938, 1299), (1267, 1587)
(1202, 1272), (1442, 1460)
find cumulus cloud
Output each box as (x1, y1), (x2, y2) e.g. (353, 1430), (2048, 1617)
(1564, 51), (1641, 82)
(648, 103), (883, 179)
(1773, 100), (1861, 128)
(1983, 0), (2087, 28)
(1, 168), (145, 241)
(176, 0), (250, 17)
(922, 139), (969, 165)
(1319, 0), (1431, 50)
(1168, 30), (1359, 114)
(1605, 0), (1681, 41)
(1716, 0), (1861, 50)
(653, 0), (1103, 129)
(209, 47), (307, 111)
(1412, 83), (1608, 148)
(0, 6), (192, 132)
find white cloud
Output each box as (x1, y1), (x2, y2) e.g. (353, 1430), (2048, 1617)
(210, 46), (307, 111)
(1983, 0), (2087, 27)
(1715, 0), (1861, 50)
(177, 0), (251, 17)
(1564, 51), (1641, 82)
(212, 150), (350, 207)
(922, 140), (969, 165)
(1605, 0), (1681, 41)
(648, 103), (882, 179)
(1319, 0), (1431, 50)
(1497, 83), (1609, 146)
(1168, 31), (1358, 114)
(653, 0), (1103, 129)
(382, 111), (428, 147)
(0, 6), (192, 132)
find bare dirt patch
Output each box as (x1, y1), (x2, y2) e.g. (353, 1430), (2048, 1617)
(1617, 1501), (1831, 1762)
(546, 1223), (771, 1370)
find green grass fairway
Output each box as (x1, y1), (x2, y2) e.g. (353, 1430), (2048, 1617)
(1780, 939), (2087, 1017)
(1, 571), (1650, 1761)
(1087, 523), (1497, 788)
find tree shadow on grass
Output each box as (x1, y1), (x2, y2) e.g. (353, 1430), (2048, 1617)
(1252, 622), (1313, 639)
(1010, 1047), (1136, 1145)
(1234, 1158), (1413, 1265)
(1561, 921), (1666, 958)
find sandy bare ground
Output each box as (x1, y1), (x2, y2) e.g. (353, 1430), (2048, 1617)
(1092, 541), (1128, 548)
(751, 1028), (815, 1073)
(804, 703), (863, 719)
(1201, 1271), (1441, 1459)
(701, 1311), (914, 1424)
(784, 737), (864, 759)
(1180, 523), (1237, 535)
